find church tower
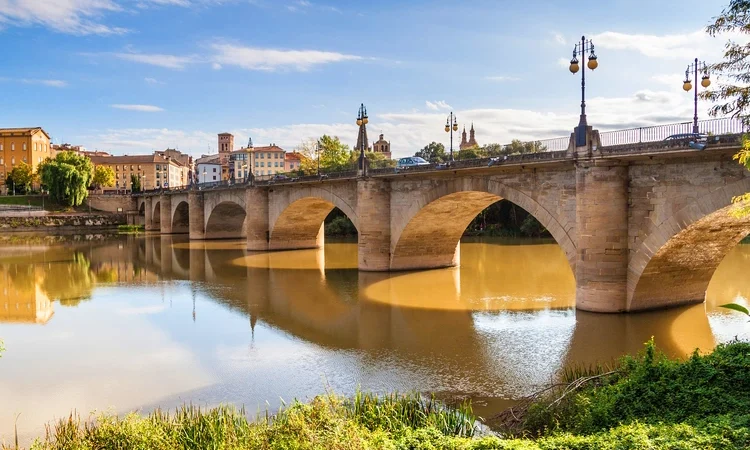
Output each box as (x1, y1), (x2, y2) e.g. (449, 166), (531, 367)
(468, 123), (479, 148)
(460, 126), (468, 149)
(372, 133), (391, 159)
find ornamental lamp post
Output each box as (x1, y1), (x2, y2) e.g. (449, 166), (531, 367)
(356, 103), (369, 176)
(444, 112), (459, 163)
(682, 58), (710, 134)
(568, 35), (599, 147)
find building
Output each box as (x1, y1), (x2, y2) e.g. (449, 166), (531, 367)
(460, 123), (479, 150)
(0, 264), (54, 325)
(285, 152), (303, 172)
(371, 133), (392, 159)
(0, 127), (52, 188)
(156, 148), (194, 185)
(229, 149), (251, 181)
(195, 154), (222, 184)
(250, 144), (286, 177)
(218, 133), (234, 180)
(89, 153), (190, 192)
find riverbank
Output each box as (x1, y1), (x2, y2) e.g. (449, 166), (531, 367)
(0, 213), (126, 233)
(18, 341), (749, 449)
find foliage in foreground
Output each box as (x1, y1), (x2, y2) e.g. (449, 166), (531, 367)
(521, 340), (750, 440)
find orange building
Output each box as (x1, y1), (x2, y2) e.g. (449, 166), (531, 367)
(0, 127), (52, 187)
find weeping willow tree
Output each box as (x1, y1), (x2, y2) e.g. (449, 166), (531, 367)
(38, 151), (93, 207)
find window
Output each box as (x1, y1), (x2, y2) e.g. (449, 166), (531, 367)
(22, 143), (26, 151)
(0, 158), (3, 165)
(156, 164), (160, 170)
(255, 161), (259, 167)
(34, 143), (37, 151)
(261, 162), (265, 167)
(267, 152), (271, 158)
(139, 165), (142, 170)
(213, 175), (217, 181)
(260, 153), (264, 159)
(11, 143), (14, 151)
(11, 157), (15, 164)
(22, 157), (26, 163)
(0, 144), (3, 151)
(130, 165), (134, 170)
(156, 181), (161, 187)
(213, 167), (217, 173)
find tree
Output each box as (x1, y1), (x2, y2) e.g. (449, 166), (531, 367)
(130, 173), (142, 193)
(482, 143), (505, 157)
(457, 147), (485, 160)
(6, 162), (34, 194)
(319, 135), (352, 171)
(37, 151), (93, 207)
(702, 0), (750, 123)
(294, 139), (320, 175)
(701, 1), (750, 217)
(92, 166), (115, 192)
(365, 151), (396, 169)
(415, 142), (448, 162)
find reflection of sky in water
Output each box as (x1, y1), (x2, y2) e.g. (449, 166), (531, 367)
(1, 236), (750, 444)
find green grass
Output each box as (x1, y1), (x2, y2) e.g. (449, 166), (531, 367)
(10, 342), (750, 449)
(0, 195), (93, 213)
(117, 224), (144, 234)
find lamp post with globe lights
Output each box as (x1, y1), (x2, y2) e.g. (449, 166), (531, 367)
(356, 103), (369, 176)
(568, 36), (599, 147)
(445, 112), (459, 163)
(682, 58), (711, 134)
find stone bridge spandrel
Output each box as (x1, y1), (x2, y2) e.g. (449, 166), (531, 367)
(135, 136), (750, 313)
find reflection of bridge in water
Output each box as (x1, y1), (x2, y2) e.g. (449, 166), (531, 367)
(134, 235), (717, 392)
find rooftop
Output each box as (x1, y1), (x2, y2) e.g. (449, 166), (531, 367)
(0, 127), (50, 139)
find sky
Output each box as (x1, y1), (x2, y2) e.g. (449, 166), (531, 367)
(0, 0), (742, 158)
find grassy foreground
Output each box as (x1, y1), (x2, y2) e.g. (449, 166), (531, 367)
(15, 341), (750, 450)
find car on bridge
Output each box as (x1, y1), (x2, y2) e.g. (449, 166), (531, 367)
(396, 157), (430, 169)
(664, 132), (715, 150)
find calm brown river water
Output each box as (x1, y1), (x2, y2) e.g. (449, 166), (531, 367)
(1, 234), (749, 443)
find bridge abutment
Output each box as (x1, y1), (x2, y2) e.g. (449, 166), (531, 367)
(246, 188), (269, 251)
(160, 195), (172, 234)
(357, 179), (391, 271)
(188, 191), (205, 240)
(575, 163), (629, 313)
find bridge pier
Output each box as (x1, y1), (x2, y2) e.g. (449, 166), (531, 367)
(575, 163), (629, 313)
(188, 191), (205, 240)
(357, 179), (391, 271)
(144, 196), (157, 232)
(246, 189), (269, 251)
(160, 194), (172, 234)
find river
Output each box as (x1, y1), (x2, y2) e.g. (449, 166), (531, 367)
(1, 234), (749, 443)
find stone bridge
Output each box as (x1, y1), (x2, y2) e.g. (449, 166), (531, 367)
(133, 130), (750, 313)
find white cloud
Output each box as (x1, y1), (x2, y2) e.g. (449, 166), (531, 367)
(592, 29), (748, 60)
(110, 104), (165, 112)
(485, 76), (520, 82)
(20, 78), (67, 87)
(425, 100), (451, 111)
(211, 62), (222, 70)
(552, 32), (566, 46)
(0, 0), (128, 35)
(210, 43), (361, 71)
(144, 77), (164, 85)
(114, 52), (198, 70)
(557, 57), (571, 69)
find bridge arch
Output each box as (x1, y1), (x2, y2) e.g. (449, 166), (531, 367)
(627, 177), (750, 311)
(171, 200), (189, 234)
(269, 186), (359, 251)
(390, 177), (576, 272)
(205, 201), (247, 239)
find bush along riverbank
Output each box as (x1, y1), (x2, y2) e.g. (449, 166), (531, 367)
(20, 340), (750, 449)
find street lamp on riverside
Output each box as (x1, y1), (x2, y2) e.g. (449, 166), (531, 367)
(568, 35), (599, 147)
(316, 139), (321, 176)
(445, 112), (459, 162)
(356, 103), (369, 176)
(682, 58), (710, 134)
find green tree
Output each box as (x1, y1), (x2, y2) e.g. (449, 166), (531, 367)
(504, 139), (547, 155)
(37, 151), (93, 206)
(130, 173), (142, 193)
(319, 135), (352, 171)
(294, 139), (319, 175)
(6, 162), (34, 194)
(702, 0), (750, 122)
(92, 166), (115, 191)
(456, 147), (485, 160)
(701, 1), (750, 217)
(482, 143), (506, 156)
(365, 151), (396, 169)
(415, 142), (448, 162)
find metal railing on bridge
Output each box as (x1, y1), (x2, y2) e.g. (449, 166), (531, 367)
(598, 118), (746, 147)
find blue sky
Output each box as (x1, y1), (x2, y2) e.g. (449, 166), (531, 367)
(0, 0), (739, 157)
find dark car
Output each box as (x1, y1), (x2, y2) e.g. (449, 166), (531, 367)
(664, 133), (712, 150)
